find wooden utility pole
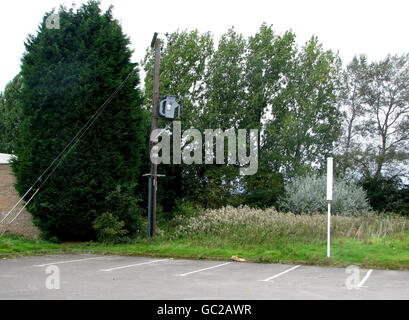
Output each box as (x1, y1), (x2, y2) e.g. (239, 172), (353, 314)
(148, 33), (161, 237)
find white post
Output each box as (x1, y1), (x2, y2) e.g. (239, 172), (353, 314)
(327, 157), (333, 258)
(327, 202), (331, 257)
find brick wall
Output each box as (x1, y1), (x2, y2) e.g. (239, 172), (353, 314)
(0, 164), (40, 238)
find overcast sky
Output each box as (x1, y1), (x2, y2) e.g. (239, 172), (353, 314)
(1, 0), (408, 91)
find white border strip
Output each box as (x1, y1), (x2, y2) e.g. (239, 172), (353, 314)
(100, 258), (170, 272)
(178, 262), (233, 277)
(358, 269), (373, 288)
(34, 257), (101, 267)
(259, 265), (301, 282)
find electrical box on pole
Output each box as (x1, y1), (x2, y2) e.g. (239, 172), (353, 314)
(159, 95), (181, 120)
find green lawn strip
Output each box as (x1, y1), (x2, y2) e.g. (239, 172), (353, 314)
(1, 235), (408, 270)
(65, 239), (244, 261)
(0, 235), (63, 257)
(64, 237), (409, 270)
(331, 238), (409, 269)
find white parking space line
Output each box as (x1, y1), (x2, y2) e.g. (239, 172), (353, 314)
(358, 269), (373, 288)
(259, 265), (301, 282)
(178, 262), (233, 277)
(100, 258), (171, 272)
(33, 257), (102, 267)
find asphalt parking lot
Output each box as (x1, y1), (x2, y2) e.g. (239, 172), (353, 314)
(0, 254), (408, 299)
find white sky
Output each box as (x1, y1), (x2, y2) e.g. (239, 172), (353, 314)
(1, 0), (408, 91)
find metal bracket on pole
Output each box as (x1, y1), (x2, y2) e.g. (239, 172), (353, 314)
(143, 174), (166, 177)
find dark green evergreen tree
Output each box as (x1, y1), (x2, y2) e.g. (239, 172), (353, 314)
(12, 1), (149, 241)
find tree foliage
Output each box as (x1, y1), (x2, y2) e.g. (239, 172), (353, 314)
(337, 54), (409, 181)
(336, 53), (409, 213)
(0, 74), (23, 154)
(142, 25), (343, 210)
(12, 1), (149, 241)
(360, 176), (409, 215)
(336, 55), (368, 176)
(264, 36), (342, 177)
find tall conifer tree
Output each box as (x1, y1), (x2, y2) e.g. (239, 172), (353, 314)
(12, 1), (149, 240)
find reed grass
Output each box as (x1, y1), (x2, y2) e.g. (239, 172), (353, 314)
(172, 206), (409, 244)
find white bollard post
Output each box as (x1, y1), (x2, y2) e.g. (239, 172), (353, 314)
(327, 157), (333, 258)
(327, 202), (331, 257)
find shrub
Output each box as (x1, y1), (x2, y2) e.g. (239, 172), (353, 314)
(171, 200), (199, 219)
(104, 184), (143, 235)
(156, 200), (200, 234)
(278, 174), (371, 215)
(92, 212), (127, 244)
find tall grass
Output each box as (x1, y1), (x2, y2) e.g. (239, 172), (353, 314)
(172, 206), (409, 244)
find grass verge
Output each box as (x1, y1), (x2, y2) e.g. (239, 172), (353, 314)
(1, 234), (408, 270)
(1, 207), (408, 270)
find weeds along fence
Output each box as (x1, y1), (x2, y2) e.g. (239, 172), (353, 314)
(173, 206), (409, 242)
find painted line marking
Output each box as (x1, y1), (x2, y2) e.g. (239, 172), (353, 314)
(259, 265), (301, 282)
(178, 262), (233, 277)
(100, 258), (171, 272)
(358, 269), (373, 288)
(34, 257), (102, 267)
